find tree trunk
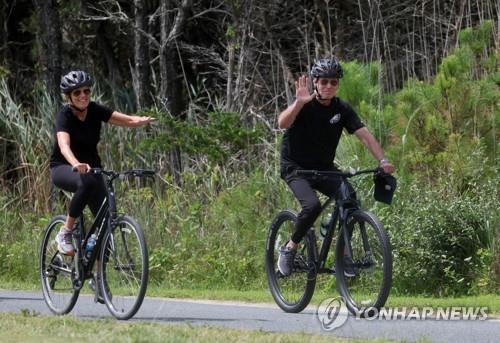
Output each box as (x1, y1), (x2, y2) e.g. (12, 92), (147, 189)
(226, 37), (236, 112)
(96, 22), (125, 110)
(0, 2), (8, 65)
(32, 0), (61, 102)
(159, 0), (192, 184)
(133, 0), (152, 110)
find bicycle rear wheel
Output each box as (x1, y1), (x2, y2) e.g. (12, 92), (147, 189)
(98, 215), (148, 320)
(335, 210), (392, 317)
(265, 210), (316, 313)
(39, 215), (79, 314)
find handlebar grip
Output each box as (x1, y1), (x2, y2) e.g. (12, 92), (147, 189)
(129, 169), (156, 177)
(294, 170), (317, 176)
(71, 166), (101, 174)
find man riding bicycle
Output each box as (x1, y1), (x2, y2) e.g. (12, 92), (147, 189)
(277, 57), (395, 277)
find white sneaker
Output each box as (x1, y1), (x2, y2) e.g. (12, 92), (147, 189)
(55, 229), (74, 256)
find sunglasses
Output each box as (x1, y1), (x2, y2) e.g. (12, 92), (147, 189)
(318, 79), (339, 87)
(71, 88), (91, 97)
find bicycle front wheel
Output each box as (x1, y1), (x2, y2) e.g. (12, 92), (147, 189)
(335, 210), (392, 317)
(98, 215), (148, 320)
(265, 210), (316, 313)
(39, 215), (79, 314)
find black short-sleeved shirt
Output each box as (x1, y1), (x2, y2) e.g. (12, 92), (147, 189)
(50, 102), (113, 168)
(280, 97), (364, 175)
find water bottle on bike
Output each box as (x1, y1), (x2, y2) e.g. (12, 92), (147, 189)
(85, 234), (97, 261)
(319, 213), (331, 240)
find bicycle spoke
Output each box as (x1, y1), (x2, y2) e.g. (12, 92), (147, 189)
(39, 216), (79, 314)
(265, 210), (316, 313)
(336, 210), (392, 316)
(100, 216), (148, 320)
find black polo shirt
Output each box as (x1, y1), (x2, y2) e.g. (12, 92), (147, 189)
(50, 102), (113, 168)
(280, 97), (364, 175)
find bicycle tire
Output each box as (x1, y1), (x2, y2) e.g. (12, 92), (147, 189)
(39, 215), (79, 314)
(265, 210), (316, 313)
(335, 210), (392, 317)
(98, 215), (148, 320)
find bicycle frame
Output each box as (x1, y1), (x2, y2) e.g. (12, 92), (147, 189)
(297, 168), (378, 275)
(71, 175), (115, 289)
(311, 193), (357, 274)
(70, 168), (153, 290)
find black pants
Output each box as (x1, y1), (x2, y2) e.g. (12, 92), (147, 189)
(284, 172), (355, 244)
(50, 164), (106, 218)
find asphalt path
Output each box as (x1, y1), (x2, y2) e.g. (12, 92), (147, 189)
(0, 289), (499, 342)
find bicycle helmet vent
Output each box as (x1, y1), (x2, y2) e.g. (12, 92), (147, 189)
(60, 70), (93, 93)
(310, 57), (344, 79)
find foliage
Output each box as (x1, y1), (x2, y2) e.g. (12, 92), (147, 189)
(387, 20), (499, 177)
(0, 207), (42, 285)
(140, 110), (265, 166)
(0, 23), (498, 296)
(381, 161), (498, 295)
(146, 170), (290, 290)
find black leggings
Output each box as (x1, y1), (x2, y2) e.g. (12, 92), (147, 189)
(284, 173), (355, 244)
(50, 164), (106, 218)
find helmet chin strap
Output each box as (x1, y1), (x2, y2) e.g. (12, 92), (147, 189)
(315, 86), (323, 100)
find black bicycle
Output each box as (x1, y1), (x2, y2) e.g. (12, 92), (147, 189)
(40, 168), (154, 320)
(265, 168), (392, 317)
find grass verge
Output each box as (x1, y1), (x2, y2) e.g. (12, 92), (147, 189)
(0, 312), (391, 343)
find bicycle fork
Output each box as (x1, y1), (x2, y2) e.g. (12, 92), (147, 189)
(341, 211), (375, 270)
(340, 207), (357, 264)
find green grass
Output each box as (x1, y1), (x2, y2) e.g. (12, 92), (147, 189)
(0, 312), (395, 343)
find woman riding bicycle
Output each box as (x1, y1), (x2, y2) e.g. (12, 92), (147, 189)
(277, 57), (395, 276)
(50, 70), (154, 256)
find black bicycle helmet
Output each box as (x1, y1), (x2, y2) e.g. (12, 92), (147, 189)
(60, 70), (93, 93)
(310, 57), (344, 79)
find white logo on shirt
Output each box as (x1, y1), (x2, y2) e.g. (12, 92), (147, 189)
(330, 113), (341, 124)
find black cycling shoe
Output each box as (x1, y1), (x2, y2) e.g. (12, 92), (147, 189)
(278, 245), (296, 276)
(343, 255), (357, 277)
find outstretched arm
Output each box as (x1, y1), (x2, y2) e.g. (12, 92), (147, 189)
(277, 75), (315, 129)
(108, 111), (155, 128)
(354, 127), (395, 174)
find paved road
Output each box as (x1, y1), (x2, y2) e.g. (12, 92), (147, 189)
(0, 289), (499, 342)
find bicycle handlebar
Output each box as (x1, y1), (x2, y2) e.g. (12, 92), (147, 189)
(294, 167), (383, 179)
(92, 168), (156, 179)
(72, 167), (156, 179)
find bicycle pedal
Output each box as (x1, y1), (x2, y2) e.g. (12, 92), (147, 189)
(88, 278), (96, 291)
(325, 267), (336, 275)
(318, 267), (336, 275)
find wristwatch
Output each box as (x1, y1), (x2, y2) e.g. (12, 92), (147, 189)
(379, 158), (390, 165)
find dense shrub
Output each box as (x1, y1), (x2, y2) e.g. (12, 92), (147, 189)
(146, 170), (290, 290)
(383, 180), (496, 295)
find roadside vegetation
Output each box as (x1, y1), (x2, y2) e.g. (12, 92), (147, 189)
(1, 312), (391, 343)
(0, 22), (498, 302)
